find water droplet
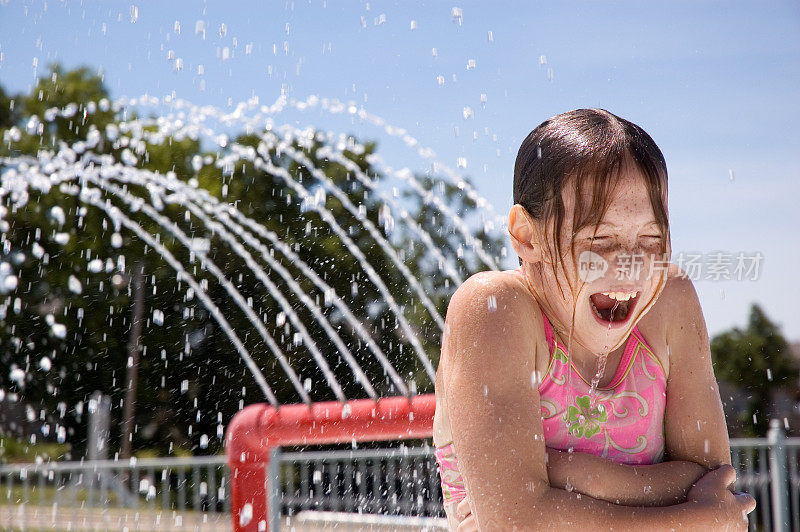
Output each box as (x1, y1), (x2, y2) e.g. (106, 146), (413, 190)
(239, 503), (253, 526)
(39, 357), (51, 372)
(49, 206), (65, 226)
(2, 275), (17, 293)
(68, 275), (82, 294)
(153, 309), (164, 326)
(129, 5), (139, 23)
(451, 7), (463, 26)
(200, 434), (209, 448)
(9, 367), (25, 384)
(487, 294), (497, 312)
(51, 323), (67, 339)
(87, 259), (103, 273)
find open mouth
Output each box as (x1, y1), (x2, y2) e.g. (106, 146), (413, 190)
(589, 290), (640, 325)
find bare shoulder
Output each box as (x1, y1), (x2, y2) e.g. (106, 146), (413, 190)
(650, 264), (705, 326)
(435, 268), (553, 515)
(446, 269), (536, 323)
(639, 264), (707, 378)
(434, 269), (544, 446)
(439, 268), (544, 382)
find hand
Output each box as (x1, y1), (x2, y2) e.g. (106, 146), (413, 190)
(686, 464), (756, 531)
(456, 496), (478, 532)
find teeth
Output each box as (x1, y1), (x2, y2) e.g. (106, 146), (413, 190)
(601, 291), (638, 301)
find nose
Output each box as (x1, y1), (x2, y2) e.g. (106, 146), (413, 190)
(607, 245), (648, 282)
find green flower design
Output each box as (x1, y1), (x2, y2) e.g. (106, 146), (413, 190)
(563, 394), (607, 439)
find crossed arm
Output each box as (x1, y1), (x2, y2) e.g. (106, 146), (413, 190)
(545, 448), (707, 507)
(544, 273), (731, 508)
(443, 271), (733, 528)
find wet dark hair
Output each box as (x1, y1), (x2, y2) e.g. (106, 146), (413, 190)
(513, 109), (670, 296)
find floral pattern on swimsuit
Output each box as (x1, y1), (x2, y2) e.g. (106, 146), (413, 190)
(537, 307), (667, 464)
(434, 442), (467, 504)
(433, 268), (667, 507)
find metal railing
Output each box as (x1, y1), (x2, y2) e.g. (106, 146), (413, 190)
(2, 422), (799, 531)
(276, 445), (446, 518)
(0, 455), (231, 530)
(730, 419), (796, 532)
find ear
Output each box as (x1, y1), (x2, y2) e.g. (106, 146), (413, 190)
(508, 204), (545, 263)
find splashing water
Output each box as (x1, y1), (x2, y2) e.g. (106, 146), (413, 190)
(589, 352), (609, 406)
(1, 94), (509, 412)
(608, 299), (620, 330)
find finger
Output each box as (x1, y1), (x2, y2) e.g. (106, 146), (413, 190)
(456, 497), (471, 520)
(712, 464), (737, 488)
(735, 493), (757, 514)
(457, 514), (477, 532)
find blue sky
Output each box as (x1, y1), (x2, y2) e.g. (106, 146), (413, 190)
(1, 1), (798, 340)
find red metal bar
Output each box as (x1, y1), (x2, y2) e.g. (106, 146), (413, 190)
(226, 393), (436, 532)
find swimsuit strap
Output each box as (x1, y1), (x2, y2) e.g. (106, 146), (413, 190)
(514, 267), (557, 355)
(540, 304), (556, 359)
(514, 266), (655, 382)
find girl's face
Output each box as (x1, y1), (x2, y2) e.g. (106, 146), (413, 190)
(537, 164), (670, 354)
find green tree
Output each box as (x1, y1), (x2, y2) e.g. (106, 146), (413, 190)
(711, 303), (797, 436)
(0, 64), (504, 458)
(22, 64), (115, 147)
(0, 85), (18, 129)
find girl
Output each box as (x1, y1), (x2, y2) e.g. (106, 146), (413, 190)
(432, 109), (756, 530)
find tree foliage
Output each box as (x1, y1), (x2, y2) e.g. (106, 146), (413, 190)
(0, 64), (504, 457)
(711, 303), (797, 436)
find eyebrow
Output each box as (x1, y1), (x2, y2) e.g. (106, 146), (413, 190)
(584, 220), (659, 229)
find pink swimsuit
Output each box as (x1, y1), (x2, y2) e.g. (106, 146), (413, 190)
(434, 271), (667, 510)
